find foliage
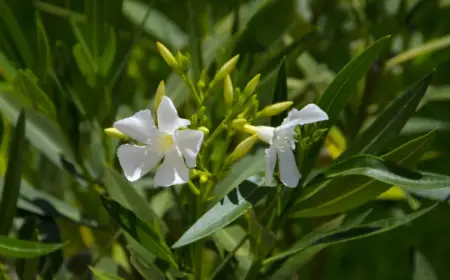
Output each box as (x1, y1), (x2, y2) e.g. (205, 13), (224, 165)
(1, 0), (450, 279)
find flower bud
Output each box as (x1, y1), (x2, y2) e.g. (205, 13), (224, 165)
(231, 118), (248, 129)
(156, 42), (179, 70)
(198, 126), (210, 136)
(176, 51), (189, 74)
(242, 74), (261, 99)
(154, 81), (165, 110)
(224, 75), (234, 105)
(227, 135), (259, 163)
(200, 174), (209, 183)
(104, 127), (128, 140)
(258, 101), (293, 117)
(215, 55), (239, 81)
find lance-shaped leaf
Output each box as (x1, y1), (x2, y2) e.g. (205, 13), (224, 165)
(270, 57), (288, 127)
(265, 204), (436, 264)
(340, 72), (433, 159)
(100, 196), (177, 268)
(172, 181), (268, 249)
(318, 36), (391, 124)
(0, 235), (67, 259)
(292, 131), (435, 217)
(0, 110), (25, 235)
(312, 154), (450, 190)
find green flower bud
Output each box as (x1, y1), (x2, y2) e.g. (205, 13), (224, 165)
(104, 127), (128, 140)
(215, 55), (240, 82)
(156, 42), (179, 70)
(227, 135), (259, 164)
(258, 101), (293, 117)
(224, 75), (234, 105)
(232, 118), (248, 129)
(242, 74), (261, 99)
(198, 126), (210, 136)
(154, 81), (165, 110)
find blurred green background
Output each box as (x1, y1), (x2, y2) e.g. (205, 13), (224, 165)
(2, 0), (450, 279)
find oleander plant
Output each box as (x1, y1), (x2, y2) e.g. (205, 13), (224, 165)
(2, 0), (450, 279)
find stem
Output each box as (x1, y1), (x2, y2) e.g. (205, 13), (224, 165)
(205, 114), (233, 146)
(208, 235), (249, 280)
(188, 180), (201, 196)
(183, 74), (202, 104)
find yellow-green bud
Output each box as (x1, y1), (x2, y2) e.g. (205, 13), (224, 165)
(200, 174), (209, 183)
(176, 51), (189, 73)
(198, 126), (210, 136)
(104, 127), (128, 140)
(243, 74), (261, 98)
(156, 42), (179, 70)
(227, 135), (259, 163)
(215, 55), (240, 81)
(231, 118), (248, 129)
(224, 75), (234, 105)
(155, 81), (165, 110)
(258, 101), (293, 117)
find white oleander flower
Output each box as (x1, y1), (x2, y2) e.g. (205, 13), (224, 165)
(245, 104), (328, 187)
(113, 96), (204, 187)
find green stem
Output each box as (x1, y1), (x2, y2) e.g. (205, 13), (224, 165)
(188, 180), (201, 196)
(205, 114), (233, 146)
(208, 235), (249, 280)
(183, 74), (202, 105)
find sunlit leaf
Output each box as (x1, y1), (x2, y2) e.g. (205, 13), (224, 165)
(0, 235), (67, 259)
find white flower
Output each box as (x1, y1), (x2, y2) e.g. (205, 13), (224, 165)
(113, 96), (204, 187)
(245, 104), (328, 187)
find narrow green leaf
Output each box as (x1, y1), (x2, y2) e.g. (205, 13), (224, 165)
(0, 110), (25, 235)
(0, 92), (76, 169)
(0, 52), (17, 81)
(129, 250), (166, 280)
(173, 181), (268, 249)
(292, 130), (436, 217)
(35, 13), (52, 81)
(99, 26), (116, 77)
(318, 36), (391, 123)
(247, 212), (276, 257)
(122, 0), (188, 49)
(103, 166), (166, 235)
(100, 196), (177, 268)
(211, 149), (265, 204)
(270, 57), (287, 126)
(90, 267), (125, 280)
(413, 250), (437, 280)
(340, 72), (433, 159)
(0, 0), (34, 68)
(0, 235), (67, 259)
(12, 70), (57, 120)
(71, 19), (97, 73)
(16, 217), (39, 280)
(265, 204), (436, 263)
(315, 154), (450, 190)
(73, 43), (97, 86)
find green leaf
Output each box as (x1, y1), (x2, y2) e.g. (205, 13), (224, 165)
(292, 130), (436, 217)
(172, 181), (268, 249)
(313, 154), (450, 190)
(122, 0), (188, 49)
(270, 57), (287, 126)
(0, 92), (76, 169)
(103, 166), (166, 235)
(0, 52), (17, 81)
(265, 204), (436, 264)
(71, 19), (97, 74)
(211, 149), (265, 204)
(0, 110), (25, 235)
(413, 250), (437, 280)
(247, 211), (275, 257)
(99, 26), (116, 77)
(0, 0), (34, 68)
(16, 217), (39, 280)
(35, 13), (52, 81)
(90, 267), (125, 280)
(0, 235), (67, 259)
(318, 36), (391, 123)
(340, 72), (433, 159)
(12, 70), (57, 120)
(73, 43), (97, 86)
(129, 250), (166, 280)
(100, 196), (177, 268)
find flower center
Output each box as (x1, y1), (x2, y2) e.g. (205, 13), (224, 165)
(157, 133), (174, 152)
(273, 129), (295, 151)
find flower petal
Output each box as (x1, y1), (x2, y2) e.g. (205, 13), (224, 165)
(282, 104), (328, 127)
(113, 110), (158, 143)
(174, 129), (204, 168)
(154, 149), (189, 187)
(252, 126), (275, 144)
(264, 147), (277, 186)
(117, 144), (163, 182)
(157, 96), (190, 133)
(277, 148), (301, 188)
